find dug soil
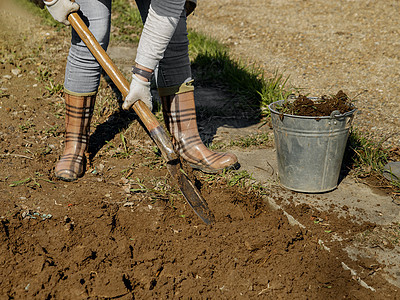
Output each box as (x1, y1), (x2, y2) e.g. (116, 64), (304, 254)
(279, 90), (355, 117)
(0, 1), (399, 299)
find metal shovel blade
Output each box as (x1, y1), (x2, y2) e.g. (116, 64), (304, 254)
(167, 160), (215, 225)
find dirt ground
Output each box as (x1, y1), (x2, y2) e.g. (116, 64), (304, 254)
(1, 0), (400, 299)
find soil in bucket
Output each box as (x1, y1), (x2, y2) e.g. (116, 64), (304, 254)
(278, 90), (354, 117)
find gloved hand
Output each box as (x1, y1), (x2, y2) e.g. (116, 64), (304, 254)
(122, 74), (153, 111)
(44, 0), (79, 26)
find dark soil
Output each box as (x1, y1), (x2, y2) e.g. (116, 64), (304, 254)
(280, 90), (355, 117)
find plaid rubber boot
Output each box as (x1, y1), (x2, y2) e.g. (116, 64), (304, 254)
(54, 93), (95, 181)
(161, 90), (239, 173)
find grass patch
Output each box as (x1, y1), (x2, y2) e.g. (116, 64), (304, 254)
(35, 65), (64, 96)
(344, 128), (390, 178)
(201, 169), (268, 195)
(111, 0), (143, 43)
(229, 133), (270, 148)
(16, 0), (65, 29)
(210, 133), (271, 150)
(188, 30), (225, 59)
(188, 31), (294, 117)
(191, 46), (292, 116)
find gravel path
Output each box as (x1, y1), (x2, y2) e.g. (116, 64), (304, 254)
(188, 0), (400, 148)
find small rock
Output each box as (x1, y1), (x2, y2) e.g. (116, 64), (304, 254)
(2, 75), (11, 80)
(122, 185), (131, 194)
(11, 69), (21, 76)
(120, 177), (129, 184)
(64, 222), (74, 231)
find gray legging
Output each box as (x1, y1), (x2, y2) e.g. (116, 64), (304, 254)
(64, 0), (191, 95)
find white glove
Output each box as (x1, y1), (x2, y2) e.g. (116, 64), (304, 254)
(122, 74), (153, 111)
(44, 0), (80, 26)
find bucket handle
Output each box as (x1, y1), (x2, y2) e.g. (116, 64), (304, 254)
(330, 110), (342, 118)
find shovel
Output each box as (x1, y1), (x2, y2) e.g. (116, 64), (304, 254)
(67, 11), (214, 225)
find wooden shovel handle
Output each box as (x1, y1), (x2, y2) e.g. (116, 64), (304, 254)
(67, 12), (177, 162)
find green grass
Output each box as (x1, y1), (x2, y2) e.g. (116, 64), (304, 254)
(188, 30), (294, 116)
(111, 0), (143, 43)
(201, 169), (268, 195)
(344, 128), (390, 178)
(210, 133), (271, 150)
(230, 133), (270, 148)
(191, 46), (292, 115)
(16, 0), (64, 29)
(9, 172), (54, 188)
(258, 71), (295, 115)
(35, 65), (64, 96)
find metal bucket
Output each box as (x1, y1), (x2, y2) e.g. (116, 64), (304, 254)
(268, 99), (356, 193)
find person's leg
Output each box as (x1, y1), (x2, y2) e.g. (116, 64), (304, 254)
(55, 0), (112, 181)
(64, 0), (112, 95)
(155, 6), (191, 88)
(55, 94), (95, 181)
(160, 85), (239, 173)
(157, 9), (239, 173)
(134, 0), (150, 23)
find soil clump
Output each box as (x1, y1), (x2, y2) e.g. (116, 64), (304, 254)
(279, 90), (355, 117)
